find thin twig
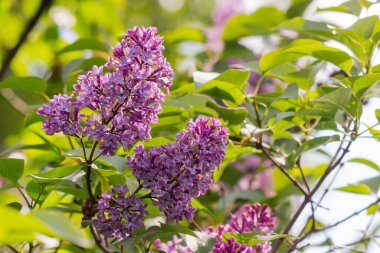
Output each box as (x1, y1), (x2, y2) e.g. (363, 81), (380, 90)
(6, 244), (19, 253)
(260, 145), (308, 196)
(16, 185), (32, 208)
(0, 0), (53, 80)
(89, 225), (116, 253)
(272, 137), (354, 252)
(317, 198), (380, 233)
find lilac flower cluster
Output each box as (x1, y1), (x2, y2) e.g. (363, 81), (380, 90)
(212, 238), (255, 253)
(127, 117), (228, 223)
(93, 185), (148, 239)
(38, 26), (173, 155)
(152, 235), (192, 253)
(37, 94), (82, 136)
(230, 203), (276, 233)
(210, 203), (276, 253)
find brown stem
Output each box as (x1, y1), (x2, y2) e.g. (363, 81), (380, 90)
(317, 198), (380, 233)
(89, 225), (116, 253)
(86, 163), (96, 203)
(272, 139), (353, 252)
(260, 145), (308, 196)
(0, 0), (53, 80)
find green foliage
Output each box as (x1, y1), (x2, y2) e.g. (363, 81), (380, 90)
(58, 38), (108, 54)
(0, 158), (24, 183)
(0, 76), (47, 94)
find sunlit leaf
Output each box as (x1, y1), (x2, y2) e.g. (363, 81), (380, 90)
(260, 39), (353, 74)
(59, 38), (108, 54)
(0, 158), (24, 183)
(336, 184), (372, 195)
(348, 158), (380, 172)
(0, 76), (47, 94)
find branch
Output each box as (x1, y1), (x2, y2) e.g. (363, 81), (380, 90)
(260, 145), (308, 196)
(317, 198), (380, 233)
(272, 138), (354, 252)
(90, 225), (116, 253)
(0, 0), (53, 80)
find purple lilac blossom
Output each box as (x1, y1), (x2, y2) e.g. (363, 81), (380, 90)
(37, 94), (83, 136)
(93, 185), (148, 240)
(38, 26), (174, 156)
(127, 117), (228, 223)
(152, 235), (192, 253)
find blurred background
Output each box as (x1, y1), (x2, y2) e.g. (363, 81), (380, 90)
(2, 0), (380, 252)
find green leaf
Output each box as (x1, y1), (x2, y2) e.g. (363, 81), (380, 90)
(143, 137), (171, 148)
(222, 232), (291, 246)
(351, 74), (380, 99)
(24, 109), (45, 127)
(26, 180), (54, 203)
(81, 57), (107, 70)
(346, 15), (378, 42)
(286, 0), (313, 18)
(319, 87), (352, 112)
(223, 7), (285, 41)
(163, 26), (205, 43)
(59, 38), (108, 54)
(275, 17), (333, 38)
(213, 69), (250, 88)
(376, 109), (380, 122)
(359, 176), (380, 193)
(197, 76), (245, 105)
(336, 184), (372, 195)
(295, 135), (340, 159)
(260, 39), (353, 74)
(191, 198), (221, 222)
(214, 145), (252, 182)
(0, 76), (47, 94)
(367, 203), (379, 215)
(348, 158), (380, 172)
(206, 101), (247, 126)
(30, 164), (85, 187)
(33, 210), (92, 247)
(117, 226), (161, 252)
(0, 158), (24, 183)
(219, 190), (265, 208)
(0, 206), (51, 244)
(97, 155), (126, 172)
(317, 0), (372, 16)
(160, 223), (198, 238)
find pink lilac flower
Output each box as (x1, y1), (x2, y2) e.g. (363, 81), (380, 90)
(230, 203), (276, 233)
(127, 117), (228, 223)
(38, 26), (174, 156)
(210, 203), (276, 253)
(93, 185), (148, 239)
(211, 238), (255, 253)
(205, 0), (242, 54)
(152, 235), (192, 253)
